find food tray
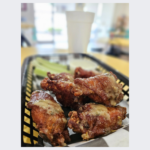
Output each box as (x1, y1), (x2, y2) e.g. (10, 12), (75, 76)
(21, 53), (129, 147)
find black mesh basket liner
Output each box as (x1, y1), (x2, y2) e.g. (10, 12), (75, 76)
(21, 53), (129, 147)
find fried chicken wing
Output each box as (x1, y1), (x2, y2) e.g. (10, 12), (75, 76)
(41, 72), (123, 107)
(47, 72), (74, 82)
(27, 90), (70, 146)
(72, 72), (123, 106)
(41, 72), (89, 110)
(74, 67), (100, 78)
(68, 103), (126, 140)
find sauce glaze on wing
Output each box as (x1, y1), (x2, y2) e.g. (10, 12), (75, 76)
(27, 90), (70, 146)
(68, 103), (126, 140)
(73, 72), (123, 106)
(74, 67), (100, 78)
(40, 73), (90, 110)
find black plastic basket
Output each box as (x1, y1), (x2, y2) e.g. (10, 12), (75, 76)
(21, 53), (129, 147)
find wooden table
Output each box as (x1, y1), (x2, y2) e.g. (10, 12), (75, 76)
(21, 47), (129, 77)
(109, 38), (129, 48)
(21, 23), (34, 29)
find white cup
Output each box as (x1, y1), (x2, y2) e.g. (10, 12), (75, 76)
(66, 11), (95, 53)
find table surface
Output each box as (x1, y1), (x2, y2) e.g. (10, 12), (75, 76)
(21, 47), (129, 77)
(109, 38), (129, 47)
(21, 23), (34, 29)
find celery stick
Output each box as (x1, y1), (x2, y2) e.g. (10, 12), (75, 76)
(36, 57), (72, 73)
(30, 59), (50, 71)
(34, 68), (47, 77)
(34, 68), (60, 78)
(30, 58), (73, 78)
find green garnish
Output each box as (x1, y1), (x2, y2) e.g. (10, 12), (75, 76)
(30, 57), (72, 78)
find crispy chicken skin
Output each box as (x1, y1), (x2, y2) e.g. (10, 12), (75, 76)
(74, 67), (100, 78)
(41, 72), (89, 109)
(47, 72), (74, 82)
(68, 103), (126, 140)
(41, 72), (123, 107)
(27, 90), (70, 146)
(73, 72), (123, 106)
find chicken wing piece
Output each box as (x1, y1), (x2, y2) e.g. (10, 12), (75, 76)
(68, 103), (126, 140)
(74, 67), (101, 78)
(41, 73), (89, 110)
(47, 72), (75, 107)
(47, 72), (74, 82)
(27, 90), (70, 146)
(72, 72), (123, 106)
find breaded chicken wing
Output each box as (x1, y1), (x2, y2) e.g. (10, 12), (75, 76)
(41, 72), (123, 107)
(27, 90), (70, 146)
(72, 72), (123, 106)
(47, 72), (74, 82)
(74, 67), (100, 78)
(41, 72), (89, 110)
(68, 103), (126, 140)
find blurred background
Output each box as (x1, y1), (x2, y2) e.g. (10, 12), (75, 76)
(21, 3), (129, 61)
